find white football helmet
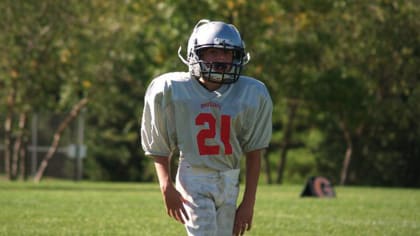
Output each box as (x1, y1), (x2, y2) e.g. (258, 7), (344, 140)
(178, 19), (250, 84)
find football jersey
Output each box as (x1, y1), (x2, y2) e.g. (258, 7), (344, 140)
(141, 72), (272, 171)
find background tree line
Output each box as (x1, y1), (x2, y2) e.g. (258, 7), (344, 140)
(1, 0), (419, 187)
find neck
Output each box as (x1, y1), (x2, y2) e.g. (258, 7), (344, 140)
(198, 77), (222, 91)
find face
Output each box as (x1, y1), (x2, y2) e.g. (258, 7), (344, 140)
(199, 48), (233, 73)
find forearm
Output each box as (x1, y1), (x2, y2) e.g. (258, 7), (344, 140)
(233, 149), (262, 235)
(242, 149), (262, 204)
(153, 156), (173, 191)
(152, 155), (189, 224)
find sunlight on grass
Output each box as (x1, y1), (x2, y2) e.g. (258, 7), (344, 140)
(0, 181), (419, 235)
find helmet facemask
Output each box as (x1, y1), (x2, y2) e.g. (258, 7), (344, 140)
(178, 19), (250, 84)
(193, 47), (244, 84)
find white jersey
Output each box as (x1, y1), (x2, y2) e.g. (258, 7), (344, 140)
(141, 72), (272, 171)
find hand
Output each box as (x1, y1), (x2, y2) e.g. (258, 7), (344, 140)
(161, 184), (189, 224)
(233, 201), (254, 236)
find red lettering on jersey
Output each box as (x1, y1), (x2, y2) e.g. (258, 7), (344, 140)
(196, 113), (219, 155)
(200, 102), (221, 109)
(195, 113), (232, 155)
(221, 115), (232, 154)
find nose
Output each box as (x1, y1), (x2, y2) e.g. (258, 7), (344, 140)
(213, 62), (228, 71)
(214, 52), (231, 63)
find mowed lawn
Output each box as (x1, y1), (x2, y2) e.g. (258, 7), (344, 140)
(0, 180), (419, 236)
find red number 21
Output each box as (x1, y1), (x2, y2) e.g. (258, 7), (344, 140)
(195, 113), (232, 155)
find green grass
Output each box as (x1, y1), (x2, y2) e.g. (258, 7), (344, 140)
(0, 180), (419, 236)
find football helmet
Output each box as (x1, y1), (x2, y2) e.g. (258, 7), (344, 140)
(178, 19), (250, 84)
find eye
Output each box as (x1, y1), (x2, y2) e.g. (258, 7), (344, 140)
(223, 50), (233, 56)
(208, 48), (219, 55)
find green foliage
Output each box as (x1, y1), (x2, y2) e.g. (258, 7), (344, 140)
(1, 0), (419, 186)
(307, 0), (420, 186)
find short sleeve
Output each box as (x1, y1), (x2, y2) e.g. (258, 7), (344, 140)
(141, 78), (174, 157)
(241, 85), (273, 152)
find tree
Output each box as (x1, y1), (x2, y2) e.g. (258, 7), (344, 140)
(2, 0), (418, 186)
(310, 0), (420, 186)
(0, 0), (131, 181)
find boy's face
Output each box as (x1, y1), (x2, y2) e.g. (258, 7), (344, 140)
(199, 48), (233, 73)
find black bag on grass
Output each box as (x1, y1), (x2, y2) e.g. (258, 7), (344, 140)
(301, 176), (336, 198)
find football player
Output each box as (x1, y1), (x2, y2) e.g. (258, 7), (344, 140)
(141, 19), (272, 236)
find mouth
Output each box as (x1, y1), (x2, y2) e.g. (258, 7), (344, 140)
(209, 62), (231, 72)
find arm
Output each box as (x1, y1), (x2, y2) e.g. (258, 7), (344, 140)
(233, 149), (262, 236)
(153, 156), (189, 224)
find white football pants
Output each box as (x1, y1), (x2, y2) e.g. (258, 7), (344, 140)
(176, 160), (240, 236)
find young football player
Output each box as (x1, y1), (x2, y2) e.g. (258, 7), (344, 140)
(141, 19), (272, 236)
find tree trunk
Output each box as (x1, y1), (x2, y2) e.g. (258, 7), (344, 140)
(263, 150), (272, 184)
(4, 88), (16, 180)
(19, 137), (28, 181)
(276, 100), (298, 184)
(33, 98), (88, 183)
(4, 115), (12, 180)
(11, 112), (27, 180)
(339, 120), (353, 185)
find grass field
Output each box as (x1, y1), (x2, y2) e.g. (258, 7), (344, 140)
(0, 180), (419, 236)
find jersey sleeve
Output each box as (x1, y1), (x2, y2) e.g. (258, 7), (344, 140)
(241, 84), (273, 152)
(141, 77), (175, 157)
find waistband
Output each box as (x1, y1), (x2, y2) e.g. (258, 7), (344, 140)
(177, 159), (240, 178)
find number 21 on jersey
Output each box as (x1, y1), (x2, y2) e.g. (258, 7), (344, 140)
(195, 113), (232, 155)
